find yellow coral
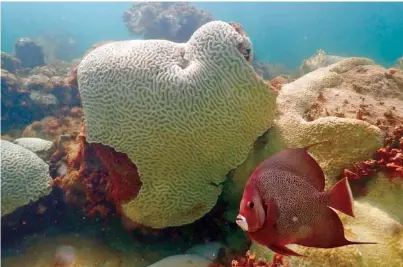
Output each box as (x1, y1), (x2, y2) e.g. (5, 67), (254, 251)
(357, 172), (403, 223)
(77, 21), (277, 228)
(286, 202), (403, 267)
(264, 58), (383, 188)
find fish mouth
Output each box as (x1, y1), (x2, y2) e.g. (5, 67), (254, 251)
(236, 214), (249, 232)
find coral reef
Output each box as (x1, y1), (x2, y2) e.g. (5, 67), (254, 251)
(1, 51), (21, 73)
(123, 2), (214, 42)
(1, 58), (80, 134)
(14, 38), (46, 69)
(21, 107), (84, 141)
(297, 49), (346, 77)
(1, 140), (52, 216)
(284, 201), (403, 267)
(76, 21), (277, 228)
(292, 62), (403, 221)
(1, 69), (35, 131)
(263, 58), (384, 188)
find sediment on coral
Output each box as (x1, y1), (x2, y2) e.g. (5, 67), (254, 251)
(123, 2), (214, 42)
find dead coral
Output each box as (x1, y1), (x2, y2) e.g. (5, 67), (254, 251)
(123, 2), (214, 42)
(50, 125), (142, 219)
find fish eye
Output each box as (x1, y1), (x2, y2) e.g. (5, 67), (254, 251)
(247, 201), (254, 209)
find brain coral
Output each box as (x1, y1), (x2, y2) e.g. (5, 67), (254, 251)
(1, 140), (52, 216)
(77, 21), (277, 228)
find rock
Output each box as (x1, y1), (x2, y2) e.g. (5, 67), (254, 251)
(186, 242), (225, 261)
(146, 254), (212, 267)
(14, 38), (46, 69)
(1, 52), (21, 73)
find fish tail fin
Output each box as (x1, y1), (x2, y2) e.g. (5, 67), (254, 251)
(347, 240), (378, 246)
(327, 177), (355, 217)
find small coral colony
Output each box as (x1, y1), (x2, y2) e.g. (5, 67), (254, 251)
(1, 2), (402, 267)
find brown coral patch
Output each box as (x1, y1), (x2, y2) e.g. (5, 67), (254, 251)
(22, 107), (84, 140)
(341, 125), (403, 195)
(50, 125), (142, 218)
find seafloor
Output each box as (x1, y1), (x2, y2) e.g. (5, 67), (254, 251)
(1, 3), (403, 267)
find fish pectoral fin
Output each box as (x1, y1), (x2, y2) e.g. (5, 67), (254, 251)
(267, 243), (304, 257)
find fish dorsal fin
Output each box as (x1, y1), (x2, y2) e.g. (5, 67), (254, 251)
(264, 143), (327, 191)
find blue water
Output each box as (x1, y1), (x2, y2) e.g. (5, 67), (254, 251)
(2, 2), (403, 70)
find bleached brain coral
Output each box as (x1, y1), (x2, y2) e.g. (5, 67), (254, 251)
(1, 140), (52, 216)
(77, 21), (277, 228)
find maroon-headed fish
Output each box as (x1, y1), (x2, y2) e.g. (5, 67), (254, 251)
(236, 141), (376, 257)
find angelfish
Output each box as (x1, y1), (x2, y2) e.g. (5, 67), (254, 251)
(236, 141), (376, 257)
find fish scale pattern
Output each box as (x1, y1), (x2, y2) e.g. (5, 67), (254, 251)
(77, 20), (277, 228)
(1, 140), (52, 216)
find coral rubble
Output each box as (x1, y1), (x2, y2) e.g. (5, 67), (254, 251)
(123, 2), (214, 42)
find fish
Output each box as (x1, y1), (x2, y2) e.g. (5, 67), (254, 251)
(236, 141), (376, 257)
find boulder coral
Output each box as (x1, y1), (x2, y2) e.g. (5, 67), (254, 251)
(77, 21), (277, 228)
(1, 140), (52, 216)
(13, 137), (53, 162)
(263, 58), (384, 188)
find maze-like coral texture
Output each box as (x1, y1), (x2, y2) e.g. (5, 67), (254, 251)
(77, 21), (277, 228)
(1, 140), (52, 215)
